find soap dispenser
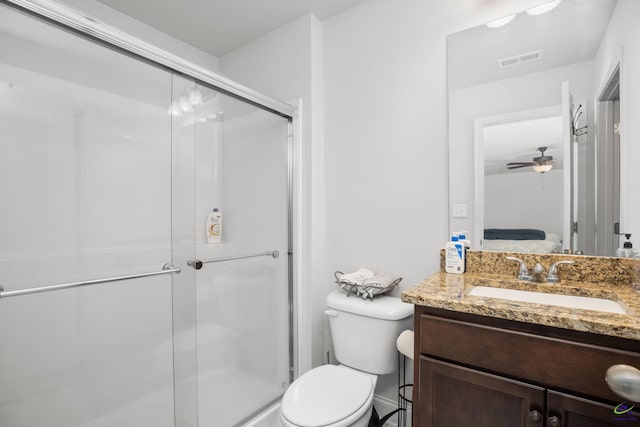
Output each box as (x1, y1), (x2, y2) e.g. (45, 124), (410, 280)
(617, 234), (634, 258)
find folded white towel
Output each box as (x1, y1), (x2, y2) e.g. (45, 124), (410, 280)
(362, 273), (398, 289)
(337, 268), (375, 284)
(335, 268), (402, 299)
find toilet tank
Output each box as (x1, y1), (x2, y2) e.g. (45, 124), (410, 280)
(326, 290), (413, 375)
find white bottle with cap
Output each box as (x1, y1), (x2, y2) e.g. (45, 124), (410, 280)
(206, 208), (222, 243)
(445, 234), (465, 274)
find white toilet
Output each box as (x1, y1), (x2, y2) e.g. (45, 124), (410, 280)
(280, 290), (414, 427)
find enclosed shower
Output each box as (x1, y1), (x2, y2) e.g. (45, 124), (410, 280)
(0, 1), (296, 426)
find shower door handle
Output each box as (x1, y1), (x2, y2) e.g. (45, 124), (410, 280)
(0, 263), (181, 298)
(188, 250), (279, 270)
(189, 260), (204, 270)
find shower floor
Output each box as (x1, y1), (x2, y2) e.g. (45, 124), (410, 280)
(197, 368), (282, 426)
(0, 368), (281, 427)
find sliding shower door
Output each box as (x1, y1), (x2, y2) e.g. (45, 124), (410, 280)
(0, 3), (178, 426)
(0, 2), (293, 427)
(170, 76), (292, 426)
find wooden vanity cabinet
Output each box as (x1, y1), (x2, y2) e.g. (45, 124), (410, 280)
(413, 306), (640, 427)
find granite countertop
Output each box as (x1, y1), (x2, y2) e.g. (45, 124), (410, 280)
(401, 272), (640, 341)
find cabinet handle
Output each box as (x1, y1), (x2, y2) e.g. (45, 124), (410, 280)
(528, 409), (542, 423)
(547, 416), (562, 427)
(606, 364), (640, 401)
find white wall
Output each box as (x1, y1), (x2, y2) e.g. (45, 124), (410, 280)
(485, 170), (564, 236)
(595, 0), (640, 250)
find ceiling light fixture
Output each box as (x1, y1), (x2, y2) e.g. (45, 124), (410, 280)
(486, 14), (517, 28)
(526, 0), (562, 16)
(187, 87), (203, 105)
(532, 163), (553, 173)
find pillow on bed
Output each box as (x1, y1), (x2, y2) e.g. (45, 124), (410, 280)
(482, 239), (561, 254)
(484, 228), (546, 241)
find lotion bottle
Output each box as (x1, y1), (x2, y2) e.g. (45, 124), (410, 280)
(445, 234), (465, 274)
(206, 208), (222, 243)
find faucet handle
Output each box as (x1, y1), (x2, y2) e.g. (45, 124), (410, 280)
(506, 256), (530, 281)
(547, 260), (575, 283)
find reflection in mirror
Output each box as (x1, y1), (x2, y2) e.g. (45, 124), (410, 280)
(481, 112), (565, 254)
(448, 0), (640, 257)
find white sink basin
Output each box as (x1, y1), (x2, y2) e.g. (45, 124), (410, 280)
(468, 286), (627, 314)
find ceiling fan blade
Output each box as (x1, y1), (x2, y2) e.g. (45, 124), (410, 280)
(506, 164), (532, 169)
(506, 162), (535, 166)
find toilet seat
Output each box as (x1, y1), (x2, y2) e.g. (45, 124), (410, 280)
(281, 364), (374, 427)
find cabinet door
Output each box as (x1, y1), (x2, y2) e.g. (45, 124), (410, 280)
(417, 357), (545, 427)
(548, 390), (640, 426)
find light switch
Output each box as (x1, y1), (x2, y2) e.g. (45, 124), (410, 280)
(452, 204), (467, 218)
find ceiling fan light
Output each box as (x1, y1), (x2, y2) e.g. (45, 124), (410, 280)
(532, 164), (553, 173)
(486, 14), (517, 28)
(526, 0), (562, 16)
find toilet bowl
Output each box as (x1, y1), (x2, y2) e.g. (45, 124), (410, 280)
(279, 290), (413, 427)
(280, 365), (377, 427)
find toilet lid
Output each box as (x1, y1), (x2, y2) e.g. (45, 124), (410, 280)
(281, 365), (373, 427)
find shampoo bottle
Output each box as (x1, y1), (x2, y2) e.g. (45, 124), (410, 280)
(445, 234), (465, 274)
(206, 208), (222, 243)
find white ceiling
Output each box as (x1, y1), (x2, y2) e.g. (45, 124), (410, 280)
(448, 0), (617, 90)
(96, 0), (371, 57)
(449, 0), (617, 176)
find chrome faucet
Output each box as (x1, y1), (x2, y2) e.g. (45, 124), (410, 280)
(506, 256), (530, 281)
(506, 257), (574, 283)
(547, 260), (575, 283)
(531, 263), (546, 282)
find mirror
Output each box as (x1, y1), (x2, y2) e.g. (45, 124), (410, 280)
(448, 0), (639, 257)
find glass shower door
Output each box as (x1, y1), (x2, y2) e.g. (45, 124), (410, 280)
(0, 3), (178, 426)
(0, 3), (293, 426)
(189, 86), (291, 426)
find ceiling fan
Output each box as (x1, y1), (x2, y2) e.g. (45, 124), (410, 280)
(506, 146), (555, 173)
